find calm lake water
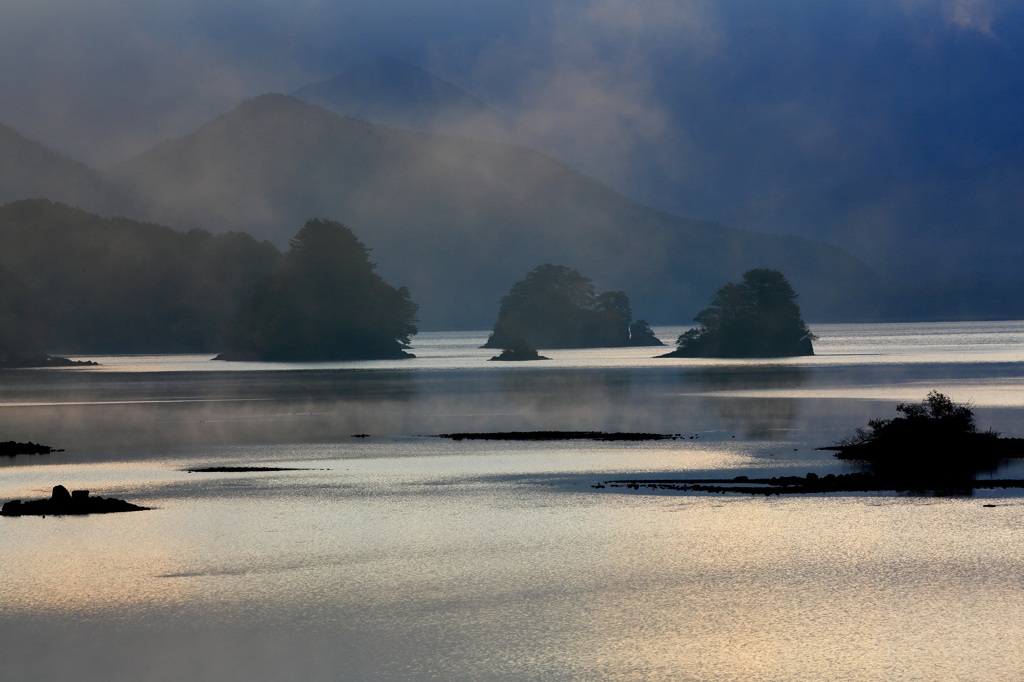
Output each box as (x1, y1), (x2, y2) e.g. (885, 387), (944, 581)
(3, 321), (1024, 681)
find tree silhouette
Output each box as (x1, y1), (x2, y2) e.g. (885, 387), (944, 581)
(483, 264), (663, 349)
(663, 269), (814, 357)
(832, 391), (1014, 490)
(221, 219), (418, 361)
(0, 200), (282, 353)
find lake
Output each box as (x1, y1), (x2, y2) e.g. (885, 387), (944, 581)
(2, 321), (1024, 681)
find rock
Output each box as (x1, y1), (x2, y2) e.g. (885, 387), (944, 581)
(488, 342), (549, 361)
(51, 485), (71, 502)
(1, 486), (148, 516)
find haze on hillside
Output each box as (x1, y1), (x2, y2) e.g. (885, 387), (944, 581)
(1, 0), (1021, 328)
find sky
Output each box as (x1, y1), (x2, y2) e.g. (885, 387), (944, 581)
(2, 0), (1022, 218)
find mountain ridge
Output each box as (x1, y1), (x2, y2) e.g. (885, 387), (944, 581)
(0, 124), (139, 216)
(291, 57), (512, 140)
(106, 93), (874, 328)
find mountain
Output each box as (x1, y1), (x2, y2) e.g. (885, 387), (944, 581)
(727, 150), (1024, 281)
(107, 94), (873, 329)
(0, 124), (139, 216)
(290, 54), (1024, 321)
(292, 57), (511, 140)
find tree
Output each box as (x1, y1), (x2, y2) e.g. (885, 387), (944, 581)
(662, 268), (815, 357)
(0, 200), (283, 353)
(220, 219), (418, 361)
(0, 264), (51, 362)
(483, 264), (663, 349)
(843, 391), (981, 447)
(832, 391), (1009, 489)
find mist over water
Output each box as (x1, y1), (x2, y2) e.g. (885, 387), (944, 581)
(3, 1), (1022, 674)
(3, 322), (1024, 680)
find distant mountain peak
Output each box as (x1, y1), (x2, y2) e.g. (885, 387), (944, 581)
(0, 122), (136, 216)
(291, 57), (506, 136)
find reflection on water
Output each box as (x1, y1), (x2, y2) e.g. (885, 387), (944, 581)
(3, 322), (1024, 681)
(693, 366), (808, 438)
(707, 395), (801, 438)
(3, 456), (1024, 681)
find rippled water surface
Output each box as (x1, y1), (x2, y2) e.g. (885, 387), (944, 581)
(2, 322), (1024, 681)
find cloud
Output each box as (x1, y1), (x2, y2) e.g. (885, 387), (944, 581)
(0, 1), (263, 164)
(448, 0), (721, 199)
(0, 0), (537, 165)
(899, 0), (998, 34)
(942, 0), (997, 32)
(0, 0), (1020, 213)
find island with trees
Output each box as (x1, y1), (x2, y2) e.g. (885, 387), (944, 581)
(482, 264), (663, 350)
(826, 391), (1024, 488)
(598, 393), (1024, 495)
(217, 219), (419, 361)
(660, 268), (815, 358)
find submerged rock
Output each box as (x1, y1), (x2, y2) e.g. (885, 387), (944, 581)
(186, 466), (307, 472)
(0, 441), (63, 457)
(1, 485), (148, 516)
(437, 431), (675, 441)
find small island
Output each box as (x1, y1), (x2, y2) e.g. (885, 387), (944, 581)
(660, 268), (815, 358)
(1, 485), (149, 516)
(217, 219), (419, 361)
(825, 391), (1024, 490)
(483, 264), (664, 350)
(489, 340), (549, 361)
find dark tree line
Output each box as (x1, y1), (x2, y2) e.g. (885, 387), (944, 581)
(0, 262), (50, 361)
(0, 203), (418, 362)
(1, 200), (818, 363)
(0, 199), (281, 357)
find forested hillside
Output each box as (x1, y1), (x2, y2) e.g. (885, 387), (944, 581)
(0, 200), (281, 353)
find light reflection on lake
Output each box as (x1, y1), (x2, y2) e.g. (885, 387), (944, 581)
(2, 322), (1024, 681)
